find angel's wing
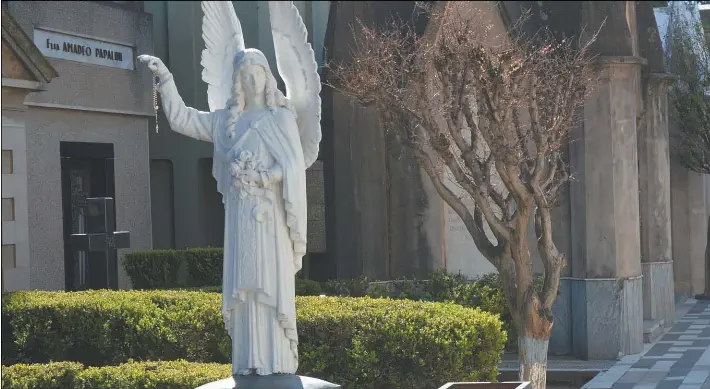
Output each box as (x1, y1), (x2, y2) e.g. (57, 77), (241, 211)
(269, 1), (322, 169)
(201, 1), (245, 112)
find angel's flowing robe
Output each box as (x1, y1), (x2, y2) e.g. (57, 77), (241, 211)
(158, 76), (308, 375)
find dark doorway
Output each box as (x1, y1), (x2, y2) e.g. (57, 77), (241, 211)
(60, 142), (115, 291)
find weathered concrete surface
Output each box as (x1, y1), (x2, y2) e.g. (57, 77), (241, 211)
(323, 1), (442, 279)
(322, 2), (388, 279)
(550, 279), (573, 356)
(565, 55), (645, 359)
(641, 262), (675, 328)
(671, 161), (708, 298)
(570, 57), (644, 280)
(570, 277), (644, 360)
(386, 135), (440, 279)
(638, 74), (673, 268)
(638, 72), (676, 326)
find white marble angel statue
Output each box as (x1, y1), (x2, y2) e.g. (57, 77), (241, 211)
(138, 1), (321, 377)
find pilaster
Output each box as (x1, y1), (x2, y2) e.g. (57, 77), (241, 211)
(638, 72), (677, 329)
(565, 56), (645, 359)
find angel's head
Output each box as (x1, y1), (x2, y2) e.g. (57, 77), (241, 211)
(228, 49), (286, 114)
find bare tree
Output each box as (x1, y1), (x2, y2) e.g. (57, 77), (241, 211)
(326, 2), (598, 389)
(664, 1), (710, 299)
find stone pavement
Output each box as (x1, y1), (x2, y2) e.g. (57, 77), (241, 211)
(583, 299), (710, 389)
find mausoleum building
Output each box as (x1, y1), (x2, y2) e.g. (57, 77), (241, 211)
(1, 1), (154, 291)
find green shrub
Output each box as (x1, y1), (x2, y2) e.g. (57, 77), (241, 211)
(323, 270), (546, 347)
(123, 248), (321, 297)
(322, 276), (372, 297)
(121, 249), (184, 289)
(169, 278), (321, 297)
(2, 291), (505, 389)
(2, 290), (229, 366)
(123, 246), (521, 346)
(1, 361), (231, 389)
(295, 278), (322, 296)
(123, 247), (223, 289)
(181, 247), (224, 286)
(1, 361), (85, 389)
(297, 296), (504, 388)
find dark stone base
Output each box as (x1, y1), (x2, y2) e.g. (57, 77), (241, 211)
(195, 375), (341, 389)
(695, 294), (710, 301)
(549, 276), (644, 359)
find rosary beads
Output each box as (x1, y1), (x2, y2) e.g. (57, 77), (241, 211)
(153, 75), (160, 133)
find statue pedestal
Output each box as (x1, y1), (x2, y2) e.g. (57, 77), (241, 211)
(196, 375), (341, 389)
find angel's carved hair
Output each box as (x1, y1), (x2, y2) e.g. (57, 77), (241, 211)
(226, 49), (287, 135)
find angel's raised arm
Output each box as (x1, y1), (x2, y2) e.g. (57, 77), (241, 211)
(138, 54), (216, 143)
(157, 73), (215, 143)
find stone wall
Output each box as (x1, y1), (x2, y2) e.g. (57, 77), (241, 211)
(2, 90), (33, 291)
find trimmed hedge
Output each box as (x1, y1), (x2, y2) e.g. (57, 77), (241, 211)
(122, 248), (536, 346)
(171, 278), (322, 297)
(122, 247), (223, 289)
(1, 361), (231, 389)
(2, 291), (505, 389)
(122, 248), (322, 296)
(324, 270), (548, 347)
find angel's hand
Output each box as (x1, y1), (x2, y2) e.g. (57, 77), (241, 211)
(137, 55), (170, 79)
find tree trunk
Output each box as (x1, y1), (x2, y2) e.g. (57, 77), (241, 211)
(519, 335), (550, 389)
(518, 311), (552, 389)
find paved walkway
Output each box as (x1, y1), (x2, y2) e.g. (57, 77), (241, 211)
(583, 298), (710, 389)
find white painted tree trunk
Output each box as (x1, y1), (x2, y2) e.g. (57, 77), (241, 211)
(519, 336), (549, 389)
(703, 213), (710, 298)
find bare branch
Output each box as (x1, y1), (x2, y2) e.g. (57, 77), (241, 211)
(413, 145), (500, 258)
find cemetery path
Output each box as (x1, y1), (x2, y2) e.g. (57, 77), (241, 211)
(582, 298), (710, 389)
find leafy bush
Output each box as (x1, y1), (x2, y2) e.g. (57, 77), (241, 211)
(181, 247), (224, 287)
(1, 361), (231, 389)
(122, 246), (520, 346)
(123, 247), (223, 289)
(169, 279), (321, 297)
(295, 278), (322, 296)
(2, 291), (505, 389)
(323, 270), (546, 347)
(323, 276), (372, 297)
(2, 290), (228, 366)
(123, 248), (322, 296)
(121, 249), (185, 289)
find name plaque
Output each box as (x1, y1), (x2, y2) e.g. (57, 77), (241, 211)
(33, 28), (134, 70)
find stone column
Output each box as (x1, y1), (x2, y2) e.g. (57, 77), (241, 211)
(567, 56), (645, 360)
(638, 73), (676, 330)
(671, 161), (708, 298)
